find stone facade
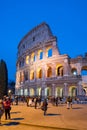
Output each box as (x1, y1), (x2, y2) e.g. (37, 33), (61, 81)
(15, 22), (87, 98)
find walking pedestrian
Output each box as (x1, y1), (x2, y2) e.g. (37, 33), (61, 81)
(42, 98), (48, 115)
(3, 97), (11, 120)
(66, 96), (72, 109)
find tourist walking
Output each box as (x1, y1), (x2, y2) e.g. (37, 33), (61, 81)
(3, 97), (11, 120)
(55, 97), (58, 106)
(42, 98), (48, 115)
(66, 96), (72, 109)
(34, 97), (38, 109)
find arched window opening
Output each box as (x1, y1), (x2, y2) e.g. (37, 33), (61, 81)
(47, 67), (52, 77)
(69, 86), (77, 97)
(45, 87), (51, 97)
(30, 71), (34, 80)
(20, 71), (24, 82)
(38, 50), (43, 60)
(25, 71), (28, 81)
(37, 69), (42, 79)
(71, 68), (77, 75)
(36, 88), (41, 96)
(40, 51), (43, 60)
(81, 66), (87, 75)
(38, 69), (42, 78)
(47, 48), (52, 58)
(31, 53), (36, 62)
(57, 66), (63, 76)
(26, 56), (29, 64)
(30, 88), (34, 96)
(56, 87), (63, 97)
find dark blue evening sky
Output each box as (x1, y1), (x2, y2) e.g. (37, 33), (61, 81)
(0, 0), (87, 81)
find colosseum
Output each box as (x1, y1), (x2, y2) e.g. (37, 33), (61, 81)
(15, 22), (87, 99)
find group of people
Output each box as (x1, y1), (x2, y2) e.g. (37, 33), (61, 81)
(0, 94), (74, 125)
(26, 96), (41, 108)
(0, 96), (11, 125)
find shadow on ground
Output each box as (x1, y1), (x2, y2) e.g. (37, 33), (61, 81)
(3, 122), (20, 126)
(72, 107), (83, 109)
(46, 113), (61, 116)
(11, 117), (24, 120)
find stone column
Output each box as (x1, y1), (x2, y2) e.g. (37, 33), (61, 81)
(63, 59), (71, 76)
(77, 81), (83, 96)
(42, 64), (47, 80)
(52, 84), (56, 97)
(34, 87), (37, 96)
(35, 50), (39, 61)
(34, 65), (36, 81)
(52, 63), (56, 77)
(76, 63), (81, 75)
(52, 41), (60, 55)
(41, 83), (46, 98)
(63, 83), (68, 97)
(43, 47), (47, 60)
(28, 87), (30, 96)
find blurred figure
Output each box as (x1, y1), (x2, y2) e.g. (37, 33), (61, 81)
(0, 99), (4, 124)
(3, 97), (11, 120)
(42, 99), (48, 115)
(34, 97), (38, 109)
(66, 96), (72, 109)
(15, 96), (18, 105)
(55, 97), (58, 106)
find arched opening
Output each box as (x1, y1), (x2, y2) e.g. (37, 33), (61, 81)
(47, 66), (52, 77)
(36, 87), (41, 96)
(82, 88), (86, 96)
(56, 65), (63, 76)
(24, 88), (28, 96)
(69, 86), (77, 97)
(38, 50), (43, 60)
(20, 89), (23, 96)
(81, 66), (87, 75)
(37, 68), (42, 79)
(31, 53), (36, 62)
(21, 71), (25, 82)
(45, 87), (51, 97)
(71, 68), (77, 75)
(25, 55), (29, 64)
(56, 87), (63, 97)
(46, 47), (52, 58)
(30, 71), (34, 80)
(30, 88), (34, 96)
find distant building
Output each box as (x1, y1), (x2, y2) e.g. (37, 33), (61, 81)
(15, 22), (87, 99)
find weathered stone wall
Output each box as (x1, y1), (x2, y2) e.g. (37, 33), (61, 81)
(15, 22), (87, 98)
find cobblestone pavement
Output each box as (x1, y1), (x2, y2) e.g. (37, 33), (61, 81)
(1, 102), (87, 130)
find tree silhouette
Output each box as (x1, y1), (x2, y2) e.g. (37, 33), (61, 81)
(0, 59), (8, 98)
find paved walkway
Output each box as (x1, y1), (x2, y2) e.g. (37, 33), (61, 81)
(1, 102), (87, 130)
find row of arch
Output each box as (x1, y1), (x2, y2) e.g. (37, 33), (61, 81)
(17, 65), (63, 82)
(17, 65), (87, 83)
(16, 86), (86, 97)
(17, 47), (52, 68)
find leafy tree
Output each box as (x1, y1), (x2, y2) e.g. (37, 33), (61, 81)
(0, 59), (8, 98)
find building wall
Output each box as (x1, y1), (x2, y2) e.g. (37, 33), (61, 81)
(15, 22), (87, 98)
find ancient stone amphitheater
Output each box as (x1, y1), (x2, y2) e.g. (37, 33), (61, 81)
(15, 22), (87, 99)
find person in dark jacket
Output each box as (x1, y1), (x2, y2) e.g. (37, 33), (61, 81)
(42, 99), (48, 115)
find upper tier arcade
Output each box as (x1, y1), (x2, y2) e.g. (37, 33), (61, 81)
(17, 22), (58, 57)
